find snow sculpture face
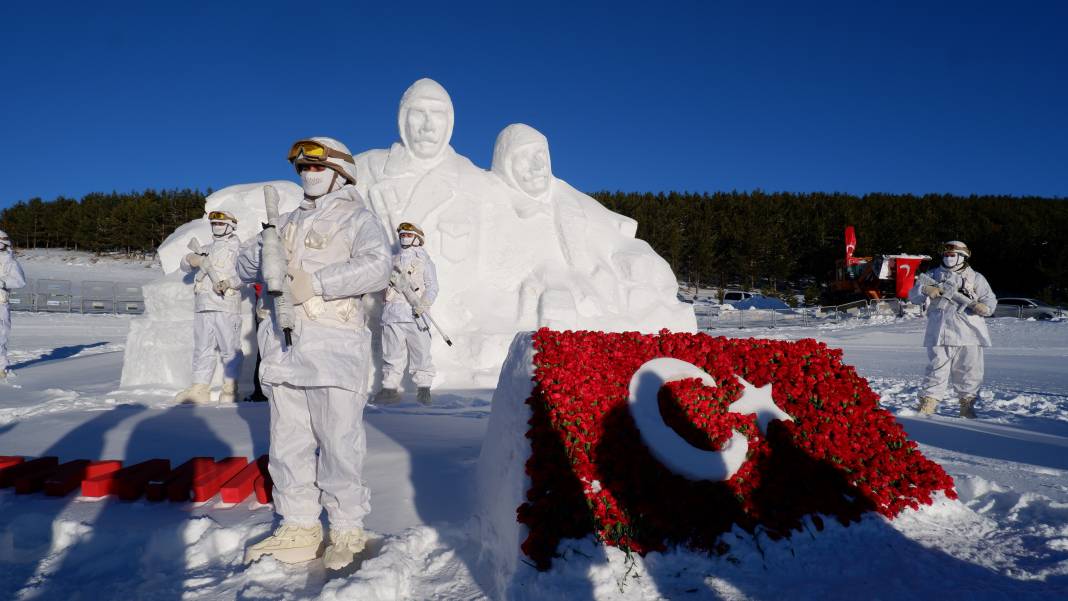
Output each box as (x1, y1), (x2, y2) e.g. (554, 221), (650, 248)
(492, 123), (553, 200)
(398, 78), (454, 162)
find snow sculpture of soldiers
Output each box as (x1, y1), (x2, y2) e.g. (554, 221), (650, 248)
(173, 210), (245, 404)
(490, 123), (690, 331)
(909, 240), (997, 419)
(375, 222), (439, 406)
(239, 137), (391, 570)
(0, 230), (27, 380)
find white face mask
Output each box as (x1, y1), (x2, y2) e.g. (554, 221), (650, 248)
(300, 168), (338, 198)
(399, 233), (417, 249)
(211, 223), (232, 238)
(942, 253), (964, 269)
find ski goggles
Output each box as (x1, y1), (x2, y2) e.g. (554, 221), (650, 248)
(287, 140), (354, 164)
(207, 211), (237, 223)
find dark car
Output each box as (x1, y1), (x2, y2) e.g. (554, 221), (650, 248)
(993, 298), (1067, 320)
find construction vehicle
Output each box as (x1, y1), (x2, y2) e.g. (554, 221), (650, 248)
(826, 226), (931, 304)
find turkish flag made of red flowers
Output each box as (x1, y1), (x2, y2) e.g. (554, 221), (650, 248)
(518, 329), (955, 570)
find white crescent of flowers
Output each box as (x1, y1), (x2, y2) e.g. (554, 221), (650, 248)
(627, 357), (793, 481)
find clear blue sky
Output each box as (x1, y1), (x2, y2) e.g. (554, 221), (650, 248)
(1, 0), (1065, 209)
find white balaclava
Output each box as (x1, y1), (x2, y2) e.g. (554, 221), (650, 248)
(492, 123), (553, 201)
(211, 222), (233, 238)
(398, 78), (455, 166)
(300, 168), (342, 199)
(942, 253), (965, 270)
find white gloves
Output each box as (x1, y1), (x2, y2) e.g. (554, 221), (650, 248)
(922, 284), (941, 298)
(413, 295), (432, 316)
(185, 253), (204, 268)
(213, 279), (232, 295)
(288, 268), (316, 305)
(971, 302), (993, 317)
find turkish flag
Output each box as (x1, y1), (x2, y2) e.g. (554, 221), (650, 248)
(845, 226), (859, 265)
(895, 257), (923, 298)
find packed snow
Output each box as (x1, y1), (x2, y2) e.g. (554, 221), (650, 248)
(2, 251), (1066, 599)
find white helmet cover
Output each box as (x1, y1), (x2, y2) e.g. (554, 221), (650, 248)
(943, 240), (971, 258)
(291, 136), (357, 185)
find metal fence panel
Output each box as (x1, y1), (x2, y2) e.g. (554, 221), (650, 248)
(35, 279), (73, 313)
(81, 280), (116, 313)
(7, 289), (35, 311)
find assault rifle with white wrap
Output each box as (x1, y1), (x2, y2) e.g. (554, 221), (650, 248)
(915, 271), (984, 314)
(186, 237), (227, 295)
(389, 267), (453, 346)
(260, 185), (296, 348)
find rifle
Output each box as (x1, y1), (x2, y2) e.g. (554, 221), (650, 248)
(389, 267), (453, 347)
(915, 272), (975, 311)
(261, 185), (296, 348)
(186, 237), (224, 295)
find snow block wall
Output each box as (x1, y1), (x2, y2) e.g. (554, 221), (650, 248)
(474, 330), (957, 597)
(119, 182), (303, 392)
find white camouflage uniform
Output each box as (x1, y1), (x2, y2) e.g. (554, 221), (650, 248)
(908, 264), (997, 400)
(237, 184), (391, 530)
(381, 246), (439, 389)
(1, 244), (28, 374)
(180, 234), (244, 385)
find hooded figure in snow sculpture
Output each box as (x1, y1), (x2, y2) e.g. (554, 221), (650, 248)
(490, 123), (691, 331)
(354, 78), (495, 340)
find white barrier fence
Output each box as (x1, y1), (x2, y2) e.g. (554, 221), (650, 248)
(696, 298), (914, 330)
(8, 279), (144, 314)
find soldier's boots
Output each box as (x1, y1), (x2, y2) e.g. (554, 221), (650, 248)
(245, 523), (324, 564)
(219, 379), (238, 403)
(323, 528), (368, 570)
(917, 396), (939, 415)
(173, 383), (212, 404)
(374, 387), (400, 405)
(959, 395), (977, 419)
(416, 387), (432, 406)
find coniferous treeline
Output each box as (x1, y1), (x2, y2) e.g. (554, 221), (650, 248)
(1, 189), (1065, 301)
(0, 189), (208, 254)
(593, 191), (1068, 302)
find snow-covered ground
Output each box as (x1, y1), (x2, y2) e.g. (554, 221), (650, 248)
(2, 258), (1067, 599)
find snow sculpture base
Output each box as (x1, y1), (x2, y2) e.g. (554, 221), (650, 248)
(473, 333), (535, 600)
(119, 272), (257, 393)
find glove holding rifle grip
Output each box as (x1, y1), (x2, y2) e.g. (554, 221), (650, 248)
(261, 185), (297, 348)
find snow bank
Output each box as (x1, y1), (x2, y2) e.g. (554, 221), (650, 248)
(473, 332), (536, 599)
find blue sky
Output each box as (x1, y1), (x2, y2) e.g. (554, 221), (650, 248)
(1, 0), (1065, 209)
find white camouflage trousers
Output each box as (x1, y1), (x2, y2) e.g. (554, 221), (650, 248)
(0, 303), (10, 372)
(381, 321), (435, 388)
(192, 311), (243, 384)
(922, 345), (984, 400)
(266, 383), (370, 529)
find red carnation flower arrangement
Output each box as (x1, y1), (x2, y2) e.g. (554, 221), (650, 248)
(517, 329), (955, 570)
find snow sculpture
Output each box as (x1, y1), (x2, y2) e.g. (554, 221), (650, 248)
(489, 123), (689, 333)
(627, 358), (791, 481)
(354, 79), (695, 386)
(124, 78), (695, 391)
(120, 182), (303, 392)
